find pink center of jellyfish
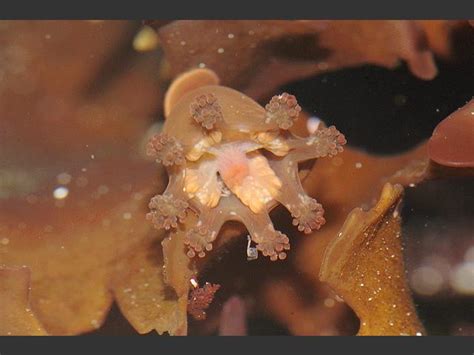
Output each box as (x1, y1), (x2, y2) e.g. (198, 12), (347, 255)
(216, 145), (251, 189)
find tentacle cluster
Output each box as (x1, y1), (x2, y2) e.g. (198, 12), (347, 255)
(190, 93), (223, 130)
(183, 204), (227, 258)
(308, 125), (347, 157)
(146, 132), (185, 166)
(147, 84), (346, 261)
(286, 125), (346, 162)
(290, 195), (326, 234)
(146, 193), (188, 230)
(185, 225), (216, 258)
(265, 92), (302, 130)
(255, 229), (290, 261)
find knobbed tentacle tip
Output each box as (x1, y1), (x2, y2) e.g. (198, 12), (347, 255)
(256, 230), (290, 261)
(265, 92), (302, 130)
(190, 93), (223, 130)
(329, 125), (347, 146)
(326, 125), (347, 155)
(146, 132), (185, 166)
(291, 196), (326, 234)
(184, 227), (215, 259)
(309, 125), (347, 158)
(147, 193), (188, 230)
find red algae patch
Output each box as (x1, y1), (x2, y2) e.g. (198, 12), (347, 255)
(187, 282), (221, 320)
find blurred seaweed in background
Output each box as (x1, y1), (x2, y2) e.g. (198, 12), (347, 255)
(0, 20), (472, 336)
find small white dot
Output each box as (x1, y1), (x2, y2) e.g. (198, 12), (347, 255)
(217, 48), (224, 54)
(198, 62), (206, 68)
(190, 278), (199, 288)
(44, 225), (54, 233)
(133, 192), (144, 201)
(53, 186), (69, 200)
(56, 172), (72, 185)
(411, 265), (444, 296)
(76, 176), (88, 188)
(227, 33), (234, 39)
(318, 62), (328, 70)
(97, 185), (109, 195)
(123, 212), (132, 220)
(450, 262), (474, 294)
(323, 298), (335, 307)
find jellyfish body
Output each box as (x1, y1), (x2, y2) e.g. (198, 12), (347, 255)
(147, 80), (346, 261)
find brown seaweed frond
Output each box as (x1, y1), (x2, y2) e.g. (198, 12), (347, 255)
(428, 99), (474, 168)
(320, 183), (425, 335)
(151, 20), (459, 98)
(0, 267), (47, 335)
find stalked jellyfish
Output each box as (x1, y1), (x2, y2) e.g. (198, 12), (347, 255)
(147, 69), (346, 261)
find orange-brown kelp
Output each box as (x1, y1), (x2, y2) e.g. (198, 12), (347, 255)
(148, 20), (470, 99)
(428, 99), (474, 168)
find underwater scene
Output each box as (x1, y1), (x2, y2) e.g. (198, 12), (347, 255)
(0, 20), (473, 336)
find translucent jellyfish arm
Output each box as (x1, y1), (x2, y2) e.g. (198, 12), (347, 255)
(286, 126), (346, 163)
(163, 170), (188, 199)
(270, 156), (326, 233)
(184, 204), (228, 258)
(146, 170), (189, 230)
(227, 196), (290, 261)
